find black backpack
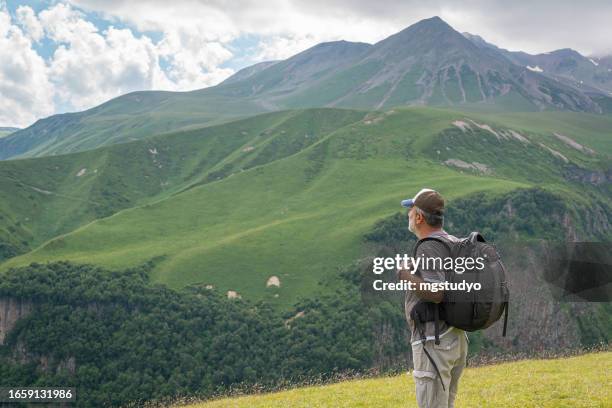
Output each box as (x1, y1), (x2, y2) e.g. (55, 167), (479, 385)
(410, 231), (509, 343)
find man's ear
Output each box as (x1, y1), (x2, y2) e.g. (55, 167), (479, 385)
(415, 211), (423, 225)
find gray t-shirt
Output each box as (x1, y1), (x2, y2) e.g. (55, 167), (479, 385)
(403, 229), (460, 345)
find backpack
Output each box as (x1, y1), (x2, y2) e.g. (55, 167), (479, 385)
(410, 231), (509, 343)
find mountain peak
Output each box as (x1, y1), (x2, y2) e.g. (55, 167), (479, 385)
(371, 16), (477, 62)
(416, 15), (449, 26)
(395, 16), (456, 37)
(377, 16), (468, 45)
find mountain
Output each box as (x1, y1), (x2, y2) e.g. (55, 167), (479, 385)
(263, 17), (599, 112)
(463, 32), (612, 96)
(596, 54), (612, 70)
(220, 39), (371, 93)
(0, 40), (371, 161)
(0, 90), (268, 160)
(1, 16), (609, 161)
(216, 40), (372, 103)
(2, 106), (609, 306)
(215, 17), (600, 113)
(218, 60), (279, 85)
(0, 127), (19, 138)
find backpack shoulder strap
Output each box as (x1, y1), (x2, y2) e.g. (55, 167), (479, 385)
(412, 236), (452, 259)
(411, 235), (452, 348)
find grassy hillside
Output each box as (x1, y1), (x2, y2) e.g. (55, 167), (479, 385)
(0, 110), (524, 302)
(1, 107), (608, 308)
(0, 90), (267, 160)
(1, 108), (610, 303)
(0, 109), (366, 258)
(185, 352), (611, 408)
(0, 108), (612, 304)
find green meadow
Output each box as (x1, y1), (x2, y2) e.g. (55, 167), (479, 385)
(1, 107), (609, 307)
(185, 352), (611, 408)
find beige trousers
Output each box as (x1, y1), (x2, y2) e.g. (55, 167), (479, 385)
(411, 327), (468, 408)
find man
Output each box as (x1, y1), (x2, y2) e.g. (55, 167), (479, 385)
(397, 188), (468, 408)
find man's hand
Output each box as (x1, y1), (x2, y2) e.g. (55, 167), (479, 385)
(396, 259), (414, 281)
(397, 258), (443, 303)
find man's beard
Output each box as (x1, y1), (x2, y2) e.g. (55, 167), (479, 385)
(408, 214), (415, 233)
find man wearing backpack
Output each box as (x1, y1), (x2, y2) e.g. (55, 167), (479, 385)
(397, 188), (468, 408)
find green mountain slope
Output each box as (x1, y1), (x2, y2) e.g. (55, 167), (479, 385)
(0, 108), (366, 260)
(0, 127), (19, 138)
(0, 90), (269, 160)
(2, 17), (609, 161)
(2, 107), (608, 307)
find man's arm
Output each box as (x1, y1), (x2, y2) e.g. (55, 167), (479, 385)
(397, 240), (448, 303)
(397, 268), (444, 303)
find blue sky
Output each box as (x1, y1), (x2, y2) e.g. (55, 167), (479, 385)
(1, 0), (611, 128)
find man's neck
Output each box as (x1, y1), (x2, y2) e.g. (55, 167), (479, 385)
(417, 227), (443, 240)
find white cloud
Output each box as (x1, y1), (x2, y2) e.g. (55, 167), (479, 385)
(48, 27), (162, 110)
(15, 5), (43, 42)
(254, 35), (319, 61)
(156, 27), (235, 90)
(68, 0), (239, 89)
(71, 0), (612, 56)
(38, 3), (98, 43)
(68, 0), (402, 62)
(37, 4), (168, 110)
(0, 7), (54, 128)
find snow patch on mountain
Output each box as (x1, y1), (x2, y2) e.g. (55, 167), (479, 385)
(527, 65), (543, 73)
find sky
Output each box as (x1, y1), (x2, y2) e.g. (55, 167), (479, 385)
(2, 0), (612, 128)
